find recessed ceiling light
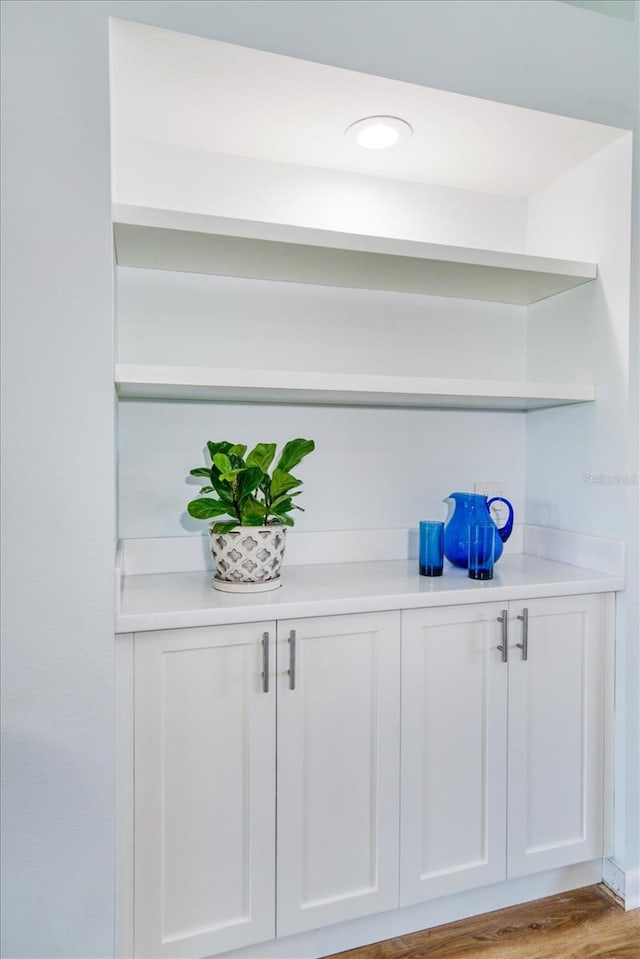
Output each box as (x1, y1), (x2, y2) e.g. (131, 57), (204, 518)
(345, 115), (413, 150)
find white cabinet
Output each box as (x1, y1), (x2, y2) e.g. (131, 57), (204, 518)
(400, 593), (606, 906)
(400, 603), (508, 904)
(276, 612), (401, 936)
(507, 594), (606, 876)
(133, 622), (276, 959)
(129, 594), (608, 957)
(133, 611), (400, 958)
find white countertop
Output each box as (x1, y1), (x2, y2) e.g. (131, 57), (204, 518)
(116, 555), (623, 633)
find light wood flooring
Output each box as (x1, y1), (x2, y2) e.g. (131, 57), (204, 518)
(325, 885), (640, 959)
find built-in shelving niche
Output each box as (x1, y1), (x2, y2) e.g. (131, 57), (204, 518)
(113, 205), (597, 413)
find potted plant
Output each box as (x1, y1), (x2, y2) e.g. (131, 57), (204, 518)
(187, 438), (315, 592)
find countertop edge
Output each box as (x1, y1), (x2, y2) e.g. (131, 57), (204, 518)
(116, 559), (624, 634)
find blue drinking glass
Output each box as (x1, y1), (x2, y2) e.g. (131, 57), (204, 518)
(419, 521), (444, 577)
(468, 524), (495, 580)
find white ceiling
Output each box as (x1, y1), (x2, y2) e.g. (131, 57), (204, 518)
(110, 18), (625, 199)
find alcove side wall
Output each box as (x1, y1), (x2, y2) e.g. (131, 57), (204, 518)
(525, 133), (635, 883)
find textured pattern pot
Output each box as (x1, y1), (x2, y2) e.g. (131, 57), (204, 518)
(209, 525), (287, 592)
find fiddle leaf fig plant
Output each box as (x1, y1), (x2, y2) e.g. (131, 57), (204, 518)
(187, 438), (315, 534)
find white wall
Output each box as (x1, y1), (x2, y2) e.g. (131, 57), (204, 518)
(116, 268), (527, 379)
(114, 147), (527, 251)
(1, 1), (638, 956)
(525, 136), (633, 538)
(525, 133), (635, 881)
(116, 262), (528, 544)
(623, 2), (640, 908)
(0, 2), (116, 956)
(118, 399), (526, 541)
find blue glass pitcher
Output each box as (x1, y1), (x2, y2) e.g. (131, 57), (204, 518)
(443, 492), (514, 568)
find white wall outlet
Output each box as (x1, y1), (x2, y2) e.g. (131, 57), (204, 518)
(474, 482), (509, 527)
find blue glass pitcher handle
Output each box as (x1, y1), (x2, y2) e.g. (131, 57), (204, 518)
(487, 497), (514, 543)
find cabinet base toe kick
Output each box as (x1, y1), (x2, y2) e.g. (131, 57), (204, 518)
(130, 861), (606, 959)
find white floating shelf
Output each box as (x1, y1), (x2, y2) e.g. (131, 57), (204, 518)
(113, 204), (597, 306)
(115, 364), (595, 412)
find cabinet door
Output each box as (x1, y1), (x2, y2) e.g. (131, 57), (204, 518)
(507, 594), (606, 877)
(400, 604), (508, 905)
(276, 611), (401, 936)
(134, 623), (276, 958)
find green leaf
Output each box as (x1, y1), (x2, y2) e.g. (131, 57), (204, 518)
(207, 441), (233, 461)
(212, 520), (240, 534)
(187, 498), (233, 520)
(210, 472), (235, 503)
(219, 469), (241, 483)
(239, 497), (267, 525)
(272, 494), (293, 511)
(270, 468), (302, 499)
(271, 491), (301, 510)
(191, 437), (313, 532)
(269, 510), (295, 527)
(237, 467), (264, 502)
(247, 442), (276, 473)
(213, 453), (232, 474)
(275, 438), (315, 474)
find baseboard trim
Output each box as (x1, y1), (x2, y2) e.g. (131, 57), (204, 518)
(602, 859), (640, 912)
(623, 867), (640, 911)
(602, 857), (626, 901)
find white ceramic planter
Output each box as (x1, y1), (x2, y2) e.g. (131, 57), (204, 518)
(209, 525), (287, 592)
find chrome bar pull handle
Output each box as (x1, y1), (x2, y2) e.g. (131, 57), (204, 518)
(497, 610), (509, 663)
(288, 629), (296, 690)
(261, 632), (270, 693)
(517, 608), (529, 661)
